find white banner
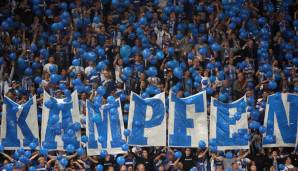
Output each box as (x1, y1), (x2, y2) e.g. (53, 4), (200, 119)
(168, 91), (208, 147)
(86, 99), (125, 155)
(210, 96), (249, 150)
(1, 96), (39, 149)
(263, 93), (298, 147)
(127, 92), (166, 147)
(41, 91), (81, 150)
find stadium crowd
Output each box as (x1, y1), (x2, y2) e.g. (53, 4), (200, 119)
(0, 0), (298, 170)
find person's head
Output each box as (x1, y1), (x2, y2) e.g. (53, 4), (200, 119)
(80, 92), (87, 100)
(3, 159), (9, 165)
(103, 69), (111, 79)
(237, 72), (245, 82)
(6, 89), (16, 100)
(185, 148), (192, 156)
(142, 149), (148, 159)
(136, 163), (145, 171)
(158, 165), (165, 171)
(247, 39), (254, 48)
(38, 156), (46, 165)
(250, 165), (257, 171)
(107, 166), (114, 171)
(272, 150), (278, 157)
(127, 166), (133, 171)
(232, 162), (239, 171)
(285, 157), (292, 165)
(170, 12), (176, 21)
(120, 165), (127, 171)
(48, 56), (55, 64)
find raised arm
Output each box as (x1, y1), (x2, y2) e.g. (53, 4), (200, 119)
(0, 152), (14, 162)
(29, 151), (40, 161)
(87, 156), (99, 164)
(67, 153), (77, 160)
(9, 61), (15, 82)
(46, 158), (56, 168)
(198, 148), (209, 158)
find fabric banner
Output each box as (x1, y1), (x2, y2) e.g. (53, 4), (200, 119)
(209, 96), (249, 150)
(86, 99), (125, 155)
(41, 91), (81, 150)
(168, 91), (208, 147)
(127, 92), (166, 147)
(0, 96), (39, 149)
(263, 93), (298, 147)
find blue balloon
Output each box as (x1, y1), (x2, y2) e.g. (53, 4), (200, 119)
(120, 45), (131, 58)
(17, 57), (27, 70)
(278, 164), (285, 170)
(116, 156), (125, 165)
(268, 80), (277, 90)
(218, 93), (228, 102)
(30, 43), (38, 52)
(29, 142), (37, 150)
(9, 52), (17, 60)
(198, 140), (206, 149)
(50, 74), (60, 84)
(100, 150), (107, 158)
(60, 158), (68, 167)
(66, 144), (75, 154)
(199, 47), (208, 56)
(107, 96), (115, 104)
(0, 57), (4, 65)
(96, 164), (104, 171)
(49, 64), (57, 74)
(211, 43), (222, 52)
(156, 50), (164, 60)
(40, 147), (48, 156)
(40, 48), (49, 58)
(29, 166), (36, 171)
(173, 67), (183, 79)
(168, 47), (175, 56)
(123, 129), (130, 136)
(124, 103), (129, 112)
(225, 151), (233, 159)
(123, 67), (133, 77)
(146, 66), (158, 77)
(228, 22), (236, 30)
(0, 143), (3, 152)
(210, 145), (217, 152)
(174, 151), (182, 158)
(142, 48), (151, 59)
(12, 36), (21, 45)
(81, 135), (88, 143)
(97, 47), (105, 57)
(121, 144), (129, 151)
(264, 135), (274, 143)
(25, 67), (33, 75)
(96, 86), (106, 96)
(234, 112), (241, 121)
(259, 126), (266, 134)
(76, 147), (85, 156)
(24, 150), (31, 158)
(72, 59), (80, 66)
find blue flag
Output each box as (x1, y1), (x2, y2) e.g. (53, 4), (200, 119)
(209, 96), (249, 150)
(1, 96), (39, 149)
(168, 91), (208, 147)
(127, 92), (166, 146)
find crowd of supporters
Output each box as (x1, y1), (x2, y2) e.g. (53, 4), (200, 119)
(0, 0), (298, 170)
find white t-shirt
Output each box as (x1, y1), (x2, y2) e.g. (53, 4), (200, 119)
(85, 66), (95, 77)
(43, 63), (58, 73)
